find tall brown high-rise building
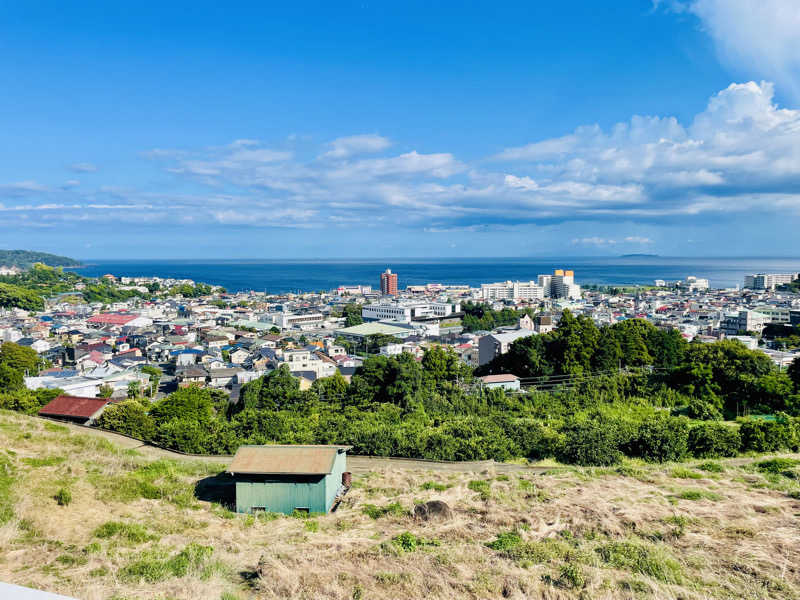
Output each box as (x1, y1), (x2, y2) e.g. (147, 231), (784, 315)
(380, 268), (398, 295)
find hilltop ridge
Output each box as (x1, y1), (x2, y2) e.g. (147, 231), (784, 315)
(0, 250), (82, 269)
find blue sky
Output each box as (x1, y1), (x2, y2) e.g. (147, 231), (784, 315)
(1, 0), (799, 259)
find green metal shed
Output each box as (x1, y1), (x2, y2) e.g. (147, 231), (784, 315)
(227, 445), (351, 515)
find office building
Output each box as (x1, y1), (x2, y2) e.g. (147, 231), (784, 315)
(380, 269), (398, 296)
(743, 273), (799, 290)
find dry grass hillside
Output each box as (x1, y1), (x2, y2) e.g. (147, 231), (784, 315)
(2, 409), (800, 600)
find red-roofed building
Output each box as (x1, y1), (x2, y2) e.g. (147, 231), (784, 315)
(38, 395), (111, 424)
(479, 373), (521, 391)
(87, 312), (139, 326)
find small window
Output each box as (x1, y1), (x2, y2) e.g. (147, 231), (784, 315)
(252, 506), (266, 513)
(294, 507), (310, 515)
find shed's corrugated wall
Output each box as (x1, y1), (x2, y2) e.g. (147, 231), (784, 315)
(324, 452), (347, 511)
(235, 478), (326, 514)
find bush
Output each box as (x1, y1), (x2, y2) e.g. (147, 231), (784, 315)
(755, 458), (799, 474)
(739, 419), (797, 453)
(627, 415), (689, 463)
(54, 487), (72, 506)
(557, 418), (623, 466)
(688, 422), (741, 458)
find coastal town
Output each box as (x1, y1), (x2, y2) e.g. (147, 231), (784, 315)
(2, 263), (799, 414)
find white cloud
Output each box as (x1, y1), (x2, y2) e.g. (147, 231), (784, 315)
(323, 134), (391, 159)
(572, 237), (618, 246)
(687, 0), (800, 99)
(0, 181), (49, 197)
(70, 163), (97, 172)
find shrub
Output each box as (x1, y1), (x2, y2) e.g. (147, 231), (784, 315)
(739, 419), (796, 453)
(391, 531), (439, 552)
(557, 418), (623, 466)
(755, 458), (799, 475)
(54, 487), (72, 506)
(554, 562), (585, 589)
(486, 530), (522, 551)
(628, 415), (689, 462)
(688, 422), (741, 458)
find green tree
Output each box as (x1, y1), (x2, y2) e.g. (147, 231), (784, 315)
(97, 384), (114, 398)
(140, 365), (162, 396)
(0, 342), (41, 376)
(96, 400), (156, 440)
(342, 303), (364, 327)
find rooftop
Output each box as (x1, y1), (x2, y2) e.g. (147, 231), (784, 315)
(336, 322), (409, 336)
(227, 444), (351, 476)
(38, 395), (110, 419)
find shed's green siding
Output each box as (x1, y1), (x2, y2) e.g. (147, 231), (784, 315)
(235, 476), (327, 514)
(233, 451), (348, 515)
(324, 451), (347, 511)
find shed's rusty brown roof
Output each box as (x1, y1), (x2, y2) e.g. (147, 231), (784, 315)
(227, 445), (351, 475)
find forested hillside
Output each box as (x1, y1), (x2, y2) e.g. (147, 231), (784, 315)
(0, 249), (82, 268)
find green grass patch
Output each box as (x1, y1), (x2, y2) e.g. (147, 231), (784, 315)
(695, 461), (724, 473)
(669, 467), (702, 479)
(675, 489), (723, 501)
(362, 502), (406, 519)
(54, 487), (72, 506)
(89, 459), (199, 508)
(120, 543), (213, 583)
(486, 530), (570, 566)
(22, 456), (66, 468)
(596, 541), (682, 584)
(420, 481), (451, 492)
(391, 531), (440, 552)
(43, 422), (69, 434)
(0, 454), (15, 524)
(94, 521), (157, 544)
(467, 479), (491, 500)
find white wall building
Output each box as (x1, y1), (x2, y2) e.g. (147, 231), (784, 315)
(744, 273), (799, 290)
(481, 281), (545, 301)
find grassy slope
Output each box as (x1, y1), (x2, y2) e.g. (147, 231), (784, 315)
(1, 409), (800, 600)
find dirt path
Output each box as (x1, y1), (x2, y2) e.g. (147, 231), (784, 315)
(52, 418), (800, 475)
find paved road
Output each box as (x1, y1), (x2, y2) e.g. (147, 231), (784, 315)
(50, 418), (800, 475)
(51, 420), (547, 473)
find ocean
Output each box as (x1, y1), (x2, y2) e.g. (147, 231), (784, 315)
(71, 257), (800, 294)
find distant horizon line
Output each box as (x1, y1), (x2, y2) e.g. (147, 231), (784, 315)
(72, 255), (800, 263)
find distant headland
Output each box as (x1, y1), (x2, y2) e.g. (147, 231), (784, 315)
(0, 249), (83, 269)
(619, 253), (660, 258)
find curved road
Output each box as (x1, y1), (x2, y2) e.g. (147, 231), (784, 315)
(51, 418), (800, 474)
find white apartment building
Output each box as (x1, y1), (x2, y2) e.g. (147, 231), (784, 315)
(273, 312), (325, 329)
(721, 310), (771, 335)
(481, 270), (581, 301)
(361, 301), (460, 323)
(481, 281), (545, 301)
(744, 273), (799, 290)
(676, 276), (709, 292)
